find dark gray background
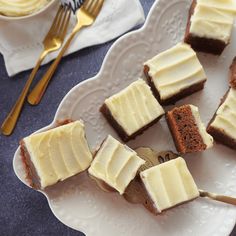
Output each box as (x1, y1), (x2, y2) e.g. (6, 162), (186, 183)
(0, 0), (235, 235)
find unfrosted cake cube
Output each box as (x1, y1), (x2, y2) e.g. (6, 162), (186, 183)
(185, 0), (236, 55)
(100, 79), (165, 142)
(140, 157), (199, 214)
(20, 121), (92, 189)
(88, 135), (145, 194)
(166, 104), (213, 154)
(144, 43), (207, 105)
(207, 88), (236, 150)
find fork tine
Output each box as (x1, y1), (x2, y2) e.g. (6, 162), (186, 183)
(53, 6), (68, 36)
(90, 0), (104, 17)
(49, 6), (64, 34)
(58, 7), (71, 40)
(88, 0), (97, 12)
(44, 5), (63, 41)
(82, 0), (93, 10)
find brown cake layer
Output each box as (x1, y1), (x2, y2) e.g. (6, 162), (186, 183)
(166, 105), (206, 154)
(100, 103), (163, 142)
(207, 126), (236, 150)
(207, 89), (236, 150)
(20, 141), (41, 189)
(230, 57), (236, 89)
(144, 65), (205, 105)
(184, 0), (227, 55)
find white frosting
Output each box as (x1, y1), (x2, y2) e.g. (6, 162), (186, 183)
(24, 121), (92, 189)
(104, 79), (164, 136)
(190, 0), (236, 43)
(144, 43), (206, 100)
(197, 0), (236, 13)
(88, 135), (145, 194)
(210, 88), (236, 140)
(190, 105), (214, 148)
(140, 157), (199, 213)
(0, 0), (52, 17)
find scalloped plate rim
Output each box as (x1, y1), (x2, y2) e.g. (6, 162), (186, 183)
(12, 0), (236, 235)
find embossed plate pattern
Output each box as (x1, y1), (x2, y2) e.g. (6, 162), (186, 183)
(13, 0), (236, 235)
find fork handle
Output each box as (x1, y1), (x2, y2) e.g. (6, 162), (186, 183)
(199, 190), (236, 206)
(1, 51), (47, 136)
(27, 27), (82, 106)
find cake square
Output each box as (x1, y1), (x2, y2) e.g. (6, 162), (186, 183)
(184, 0), (236, 55)
(144, 43), (207, 105)
(88, 135), (145, 195)
(140, 157), (199, 214)
(100, 79), (165, 142)
(166, 104), (213, 154)
(207, 88), (236, 150)
(20, 121), (92, 189)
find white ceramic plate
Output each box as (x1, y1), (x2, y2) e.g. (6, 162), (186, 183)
(13, 0), (236, 235)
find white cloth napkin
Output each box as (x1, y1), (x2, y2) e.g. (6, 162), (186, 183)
(0, 0), (145, 76)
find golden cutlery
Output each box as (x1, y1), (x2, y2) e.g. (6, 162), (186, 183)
(199, 189), (236, 206)
(1, 5), (71, 136)
(27, 0), (105, 105)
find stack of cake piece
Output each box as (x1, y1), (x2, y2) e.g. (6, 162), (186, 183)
(20, 119), (201, 214)
(89, 136), (200, 213)
(101, 42), (214, 154)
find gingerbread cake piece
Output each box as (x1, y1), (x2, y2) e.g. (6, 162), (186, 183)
(100, 79), (165, 142)
(140, 157), (199, 214)
(144, 43), (207, 105)
(88, 135), (145, 195)
(230, 57), (236, 88)
(20, 121), (92, 189)
(166, 104), (213, 154)
(184, 0), (236, 55)
(207, 88), (236, 150)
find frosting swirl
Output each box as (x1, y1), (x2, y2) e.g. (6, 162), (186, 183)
(0, 0), (52, 17)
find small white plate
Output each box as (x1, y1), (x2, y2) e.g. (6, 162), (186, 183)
(13, 0), (236, 235)
(0, 0), (57, 21)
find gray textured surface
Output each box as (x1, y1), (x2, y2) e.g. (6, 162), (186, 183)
(0, 0), (235, 235)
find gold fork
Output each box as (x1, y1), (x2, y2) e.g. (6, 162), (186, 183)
(199, 189), (236, 205)
(1, 5), (71, 136)
(27, 0), (105, 105)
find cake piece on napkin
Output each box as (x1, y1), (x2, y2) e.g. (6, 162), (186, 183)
(20, 121), (92, 189)
(140, 157), (199, 214)
(184, 0), (236, 55)
(100, 79), (165, 142)
(207, 88), (236, 150)
(88, 135), (145, 195)
(166, 104), (213, 154)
